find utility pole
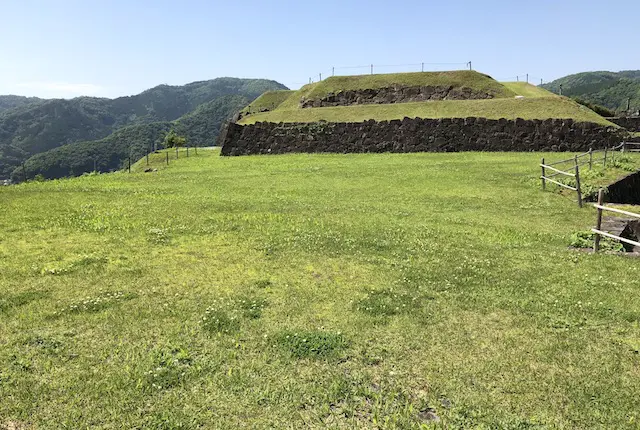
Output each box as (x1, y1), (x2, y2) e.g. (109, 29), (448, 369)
(332, 67), (335, 76)
(370, 64), (373, 75)
(559, 84), (563, 96)
(526, 74), (529, 83)
(540, 78), (543, 86)
(319, 73), (322, 81)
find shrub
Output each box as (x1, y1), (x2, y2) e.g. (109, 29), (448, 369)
(572, 97), (616, 117)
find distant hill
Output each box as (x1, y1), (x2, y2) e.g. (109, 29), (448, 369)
(0, 78), (288, 179)
(541, 71), (640, 114)
(14, 95), (251, 181)
(0, 95), (43, 113)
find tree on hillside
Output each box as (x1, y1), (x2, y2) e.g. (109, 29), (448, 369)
(163, 130), (187, 148)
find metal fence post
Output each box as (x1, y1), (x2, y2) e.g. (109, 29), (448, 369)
(541, 157), (546, 190)
(574, 157), (583, 208)
(594, 189), (604, 252)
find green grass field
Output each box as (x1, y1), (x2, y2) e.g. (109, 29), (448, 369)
(239, 96), (616, 126)
(2, 149), (640, 428)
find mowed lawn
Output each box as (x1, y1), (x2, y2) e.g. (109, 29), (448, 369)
(1, 150), (639, 429)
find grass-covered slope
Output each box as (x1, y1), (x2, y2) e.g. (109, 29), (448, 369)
(502, 82), (556, 98)
(305, 71), (516, 100)
(2, 150), (639, 428)
(239, 72), (613, 127)
(241, 90), (294, 115)
(240, 96), (617, 126)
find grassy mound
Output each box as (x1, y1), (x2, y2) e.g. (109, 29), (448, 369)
(2, 149), (640, 427)
(239, 96), (617, 126)
(304, 70), (516, 100)
(241, 90), (294, 115)
(238, 72), (613, 127)
(502, 82), (556, 98)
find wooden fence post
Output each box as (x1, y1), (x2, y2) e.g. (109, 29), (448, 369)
(574, 157), (583, 208)
(589, 148), (593, 170)
(611, 147), (616, 165)
(195, 144), (198, 155)
(166, 152), (169, 165)
(176, 147), (179, 159)
(22, 163), (27, 182)
(594, 189), (604, 252)
(128, 156), (131, 173)
(603, 147), (608, 167)
(146, 153), (149, 166)
(187, 146), (189, 157)
(541, 157), (546, 191)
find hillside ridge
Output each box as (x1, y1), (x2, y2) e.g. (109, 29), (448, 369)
(0, 78), (288, 178)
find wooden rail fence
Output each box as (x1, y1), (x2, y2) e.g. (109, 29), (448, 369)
(540, 143), (627, 207)
(592, 189), (640, 252)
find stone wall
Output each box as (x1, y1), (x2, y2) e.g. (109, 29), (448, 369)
(300, 86), (497, 108)
(610, 117), (640, 132)
(605, 171), (640, 205)
(219, 117), (623, 156)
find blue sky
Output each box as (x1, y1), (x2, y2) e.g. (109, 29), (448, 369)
(1, 0), (638, 99)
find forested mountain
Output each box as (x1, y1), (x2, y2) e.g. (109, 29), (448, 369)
(0, 95), (43, 113)
(15, 95), (250, 181)
(541, 71), (640, 114)
(0, 78), (287, 179)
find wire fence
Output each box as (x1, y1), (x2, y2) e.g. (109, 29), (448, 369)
(303, 61), (473, 84)
(298, 62), (546, 87)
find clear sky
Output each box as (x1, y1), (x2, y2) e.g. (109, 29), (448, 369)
(1, 0), (638, 99)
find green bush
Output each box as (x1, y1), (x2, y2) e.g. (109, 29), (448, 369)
(570, 231), (624, 252)
(572, 97), (616, 117)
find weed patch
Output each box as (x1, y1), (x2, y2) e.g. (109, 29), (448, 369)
(143, 348), (193, 391)
(147, 228), (171, 244)
(202, 294), (267, 334)
(0, 291), (48, 313)
(274, 330), (348, 360)
(53, 291), (136, 316)
(354, 288), (432, 317)
(570, 230), (624, 252)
